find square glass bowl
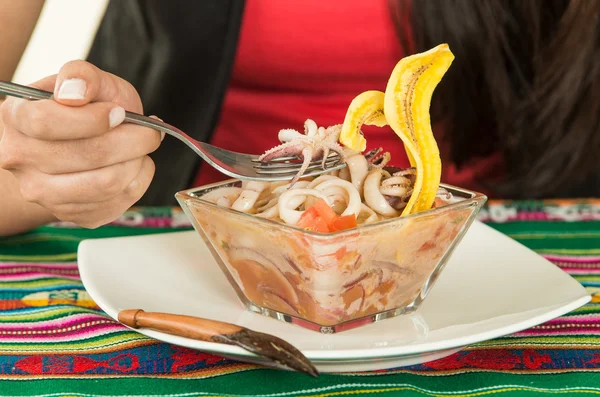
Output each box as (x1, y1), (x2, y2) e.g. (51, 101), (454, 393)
(176, 180), (486, 333)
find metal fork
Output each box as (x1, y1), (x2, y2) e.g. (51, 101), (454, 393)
(0, 81), (345, 181)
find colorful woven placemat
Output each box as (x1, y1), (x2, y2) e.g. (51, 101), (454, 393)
(0, 200), (599, 396)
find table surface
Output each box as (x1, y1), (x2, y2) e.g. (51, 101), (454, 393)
(0, 200), (599, 397)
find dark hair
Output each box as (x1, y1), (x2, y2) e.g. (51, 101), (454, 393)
(390, 0), (600, 199)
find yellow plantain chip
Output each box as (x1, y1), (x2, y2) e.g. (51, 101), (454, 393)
(384, 44), (454, 215)
(339, 90), (387, 152)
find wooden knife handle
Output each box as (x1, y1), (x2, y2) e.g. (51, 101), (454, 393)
(118, 309), (241, 341)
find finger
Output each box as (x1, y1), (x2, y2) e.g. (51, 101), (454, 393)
(9, 98), (125, 140)
(31, 121), (161, 174)
(28, 74), (59, 92)
(2, 117), (161, 175)
(53, 60), (143, 112)
(16, 157), (145, 205)
(122, 155), (155, 203)
(0, 74), (58, 133)
(50, 156), (155, 228)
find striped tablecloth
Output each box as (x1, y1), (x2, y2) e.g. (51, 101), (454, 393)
(0, 200), (599, 397)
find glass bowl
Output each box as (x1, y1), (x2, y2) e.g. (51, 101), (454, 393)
(176, 179), (487, 333)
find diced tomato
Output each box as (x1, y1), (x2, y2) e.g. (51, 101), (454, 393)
(297, 207), (318, 227)
(311, 217), (330, 233)
(330, 215), (358, 232)
(297, 199), (358, 233)
(297, 207), (330, 233)
(311, 199), (338, 227)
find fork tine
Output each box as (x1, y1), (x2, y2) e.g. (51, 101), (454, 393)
(252, 153), (341, 165)
(253, 156), (340, 170)
(253, 153), (340, 166)
(251, 156), (298, 163)
(253, 158), (340, 172)
(255, 159), (343, 175)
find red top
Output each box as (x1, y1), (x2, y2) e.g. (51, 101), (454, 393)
(194, 0), (503, 193)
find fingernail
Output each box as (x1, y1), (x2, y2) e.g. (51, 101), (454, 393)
(109, 106), (126, 129)
(57, 78), (87, 100)
(150, 115), (165, 141)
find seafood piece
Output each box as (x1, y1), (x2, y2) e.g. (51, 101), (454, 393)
(363, 168), (399, 217)
(200, 187), (243, 208)
(345, 150), (369, 195)
(255, 181), (311, 219)
(259, 120), (346, 186)
(231, 181), (270, 213)
(357, 203), (379, 224)
(232, 190), (260, 213)
(313, 179), (362, 217)
(338, 166), (351, 182)
(278, 188), (329, 226)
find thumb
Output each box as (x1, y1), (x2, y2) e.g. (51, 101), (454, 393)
(53, 60), (143, 113)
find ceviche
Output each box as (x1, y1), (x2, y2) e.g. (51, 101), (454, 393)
(177, 44), (487, 332)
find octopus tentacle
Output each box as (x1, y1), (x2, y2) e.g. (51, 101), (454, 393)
(380, 175), (412, 198)
(289, 147), (314, 187)
(321, 146), (330, 169)
(325, 142), (346, 157)
(278, 128), (304, 143)
(370, 152), (391, 169)
(393, 168), (416, 177)
(365, 147), (383, 162)
(258, 141), (303, 162)
(259, 120), (348, 184)
(379, 184), (411, 197)
(304, 119), (318, 137)
(381, 176), (411, 187)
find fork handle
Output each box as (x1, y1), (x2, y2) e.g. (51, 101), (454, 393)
(0, 80), (196, 149)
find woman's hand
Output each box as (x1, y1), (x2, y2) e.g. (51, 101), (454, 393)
(0, 61), (162, 228)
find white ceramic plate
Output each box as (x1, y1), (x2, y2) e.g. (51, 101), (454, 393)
(78, 221), (590, 372)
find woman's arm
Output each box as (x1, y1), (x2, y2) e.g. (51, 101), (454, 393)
(0, 0), (45, 83)
(0, 0), (57, 236)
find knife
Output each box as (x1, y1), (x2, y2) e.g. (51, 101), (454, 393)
(118, 309), (319, 377)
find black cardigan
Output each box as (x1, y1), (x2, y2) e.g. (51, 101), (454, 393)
(87, 0), (245, 205)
